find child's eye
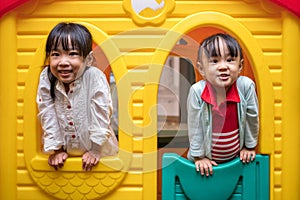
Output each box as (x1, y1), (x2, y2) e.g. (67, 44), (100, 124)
(50, 52), (59, 57)
(69, 51), (79, 56)
(209, 59), (218, 64)
(227, 57), (236, 62)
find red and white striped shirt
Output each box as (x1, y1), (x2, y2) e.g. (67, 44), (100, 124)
(201, 81), (241, 163)
(211, 129), (240, 162)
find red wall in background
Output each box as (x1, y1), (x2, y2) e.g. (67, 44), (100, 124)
(1, 0), (300, 18)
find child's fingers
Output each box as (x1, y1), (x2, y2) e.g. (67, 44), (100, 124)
(91, 157), (99, 166)
(48, 157), (59, 170)
(240, 153), (243, 162)
(247, 152), (255, 162)
(240, 151), (246, 162)
(246, 153), (251, 163)
(82, 151), (100, 171)
(57, 155), (64, 165)
(251, 153), (256, 161)
(82, 153), (96, 171)
(198, 163), (212, 176)
(195, 162), (200, 172)
(203, 163), (213, 176)
(240, 151), (255, 163)
(57, 153), (67, 168)
(83, 163), (92, 171)
(200, 165), (205, 176)
(48, 152), (68, 170)
(48, 156), (53, 166)
(195, 162), (204, 174)
(62, 152), (68, 161)
(211, 160), (218, 166)
(195, 159), (216, 176)
(208, 164), (213, 176)
(82, 158), (90, 171)
(48, 154), (58, 166)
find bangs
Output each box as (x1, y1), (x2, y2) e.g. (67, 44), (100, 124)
(45, 22), (92, 58)
(200, 34), (243, 60)
(51, 31), (80, 52)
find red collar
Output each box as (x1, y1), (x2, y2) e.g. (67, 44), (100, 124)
(201, 81), (240, 106)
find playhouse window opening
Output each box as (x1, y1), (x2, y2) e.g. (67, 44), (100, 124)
(157, 56), (195, 148)
(109, 72), (119, 138)
(37, 45), (119, 154)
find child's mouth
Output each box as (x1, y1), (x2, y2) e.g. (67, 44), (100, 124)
(60, 70), (72, 73)
(59, 70), (72, 75)
(219, 74), (229, 80)
(59, 70), (73, 78)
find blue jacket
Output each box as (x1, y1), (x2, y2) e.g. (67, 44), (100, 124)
(187, 76), (259, 160)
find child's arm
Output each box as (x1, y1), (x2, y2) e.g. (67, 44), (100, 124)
(36, 67), (64, 153)
(187, 83), (207, 160)
(84, 68), (118, 171)
(88, 69), (112, 145)
(242, 77), (259, 156)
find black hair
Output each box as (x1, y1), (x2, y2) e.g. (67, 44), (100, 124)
(45, 22), (93, 99)
(197, 33), (243, 65)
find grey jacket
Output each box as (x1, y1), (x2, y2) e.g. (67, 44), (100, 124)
(187, 76), (259, 160)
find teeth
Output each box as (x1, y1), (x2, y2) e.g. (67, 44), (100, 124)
(60, 70), (71, 73)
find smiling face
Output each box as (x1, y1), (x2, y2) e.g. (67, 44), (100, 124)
(45, 23), (93, 88)
(49, 40), (85, 85)
(198, 36), (243, 92)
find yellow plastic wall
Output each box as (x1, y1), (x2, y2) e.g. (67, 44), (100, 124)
(0, 0), (299, 199)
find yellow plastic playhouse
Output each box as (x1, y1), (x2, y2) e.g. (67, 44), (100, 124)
(0, 0), (300, 199)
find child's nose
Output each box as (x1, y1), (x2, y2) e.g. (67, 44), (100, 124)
(218, 61), (228, 70)
(59, 55), (69, 65)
